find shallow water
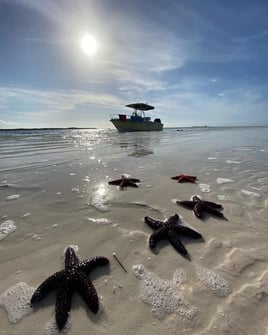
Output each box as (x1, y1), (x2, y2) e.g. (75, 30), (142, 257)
(0, 126), (268, 335)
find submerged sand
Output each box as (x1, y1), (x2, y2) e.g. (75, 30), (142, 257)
(0, 128), (268, 335)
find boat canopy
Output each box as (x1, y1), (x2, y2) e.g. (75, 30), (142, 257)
(125, 103), (155, 111)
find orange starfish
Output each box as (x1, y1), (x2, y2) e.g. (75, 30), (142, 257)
(171, 174), (197, 183)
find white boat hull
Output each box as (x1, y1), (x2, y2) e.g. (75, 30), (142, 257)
(110, 119), (163, 132)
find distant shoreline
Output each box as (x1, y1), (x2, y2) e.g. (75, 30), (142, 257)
(0, 127), (97, 131)
(0, 125), (267, 131)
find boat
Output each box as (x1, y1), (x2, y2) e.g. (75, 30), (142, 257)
(110, 103), (163, 132)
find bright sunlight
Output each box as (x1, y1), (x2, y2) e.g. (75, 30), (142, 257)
(80, 34), (98, 56)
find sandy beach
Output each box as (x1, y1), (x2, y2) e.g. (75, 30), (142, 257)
(0, 127), (268, 335)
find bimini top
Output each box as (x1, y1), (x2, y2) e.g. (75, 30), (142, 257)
(125, 103), (155, 111)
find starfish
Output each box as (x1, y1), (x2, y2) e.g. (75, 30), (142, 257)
(171, 174), (197, 183)
(144, 213), (202, 257)
(108, 175), (140, 189)
(176, 195), (225, 219)
(30, 247), (109, 331)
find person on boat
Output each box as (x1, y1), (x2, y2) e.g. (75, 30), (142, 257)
(131, 110), (142, 122)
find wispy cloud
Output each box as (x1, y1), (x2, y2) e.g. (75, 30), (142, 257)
(0, 86), (125, 127)
(0, 119), (20, 128)
(10, 0), (66, 24)
(0, 78), (268, 128)
(0, 86), (123, 111)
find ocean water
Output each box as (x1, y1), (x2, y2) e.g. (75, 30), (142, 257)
(0, 126), (268, 335)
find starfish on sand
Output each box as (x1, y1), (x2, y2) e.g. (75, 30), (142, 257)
(176, 195), (225, 219)
(108, 175), (140, 189)
(30, 247), (109, 331)
(171, 174), (197, 183)
(144, 213), (202, 257)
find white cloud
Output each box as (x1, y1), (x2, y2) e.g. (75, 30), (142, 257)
(0, 119), (21, 128)
(2, 1), (268, 128)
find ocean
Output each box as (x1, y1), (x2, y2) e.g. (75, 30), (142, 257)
(0, 126), (268, 335)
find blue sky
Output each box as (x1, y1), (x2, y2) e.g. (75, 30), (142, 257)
(1, 0), (268, 128)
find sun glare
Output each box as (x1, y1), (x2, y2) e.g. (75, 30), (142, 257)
(80, 34), (98, 56)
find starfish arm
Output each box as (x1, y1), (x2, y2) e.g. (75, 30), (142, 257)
(203, 204), (224, 217)
(179, 176), (197, 183)
(167, 230), (188, 255)
(78, 256), (110, 273)
(202, 200), (223, 209)
(144, 216), (164, 230)
(65, 247), (80, 268)
(120, 180), (139, 188)
(128, 178), (141, 183)
(55, 282), (74, 331)
(193, 202), (203, 218)
(126, 180), (139, 187)
(186, 176), (197, 183)
(177, 175), (185, 182)
(166, 213), (179, 225)
(75, 271), (99, 314)
(149, 226), (167, 249)
(109, 177), (140, 189)
(176, 200), (195, 209)
(119, 180), (125, 189)
(171, 174), (196, 183)
(108, 179), (122, 185)
(173, 225), (202, 239)
(172, 174), (186, 182)
(30, 270), (65, 306)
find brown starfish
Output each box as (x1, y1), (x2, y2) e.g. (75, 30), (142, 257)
(176, 195), (225, 219)
(144, 213), (203, 258)
(108, 175), (140, 189)
(171, 174), (197, 183)
(30, 247), (109, 331)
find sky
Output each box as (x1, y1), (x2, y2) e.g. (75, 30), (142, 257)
(0, 0), (268, 129)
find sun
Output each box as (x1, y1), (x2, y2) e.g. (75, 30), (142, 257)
(80, 34), (98, 56)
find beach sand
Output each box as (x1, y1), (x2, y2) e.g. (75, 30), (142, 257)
(0, 127), (268, 334)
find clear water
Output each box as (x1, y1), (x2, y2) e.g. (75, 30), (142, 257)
(0, 126), (268, 335)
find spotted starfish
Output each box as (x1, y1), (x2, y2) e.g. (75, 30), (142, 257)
(176, 195), (225, 219)
(171, 174), (197, 183)
(144, 213), (202, 257)
(108, 175), (140, 189)
(30, 247), (109, 331)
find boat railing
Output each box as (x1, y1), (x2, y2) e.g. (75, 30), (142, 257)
(110, 114), (156, 123)
(110, 114), (129, 121)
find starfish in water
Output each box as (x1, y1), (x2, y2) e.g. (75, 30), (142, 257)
(108, 175), (140, 189)
(171, 174), (197, 183)
(176, 195), (225, 219)
(30, 247), (109, 331)
(144, 213), (202, 258)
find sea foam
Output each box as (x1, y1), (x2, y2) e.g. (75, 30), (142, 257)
(226, 160), (240, 164)
(86, 217), (111, 225)
(196, 265), (231, 297)
(217, 178), (235, 184)
(241, 189), (261, 198)
(133, 264), (196, 320)
(44, 317), (70, 335)
(198, 183), (211, 192)
(0, 282), (34, 323)
(6, 194), (21, 201)
(0, 220), (16, 240)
